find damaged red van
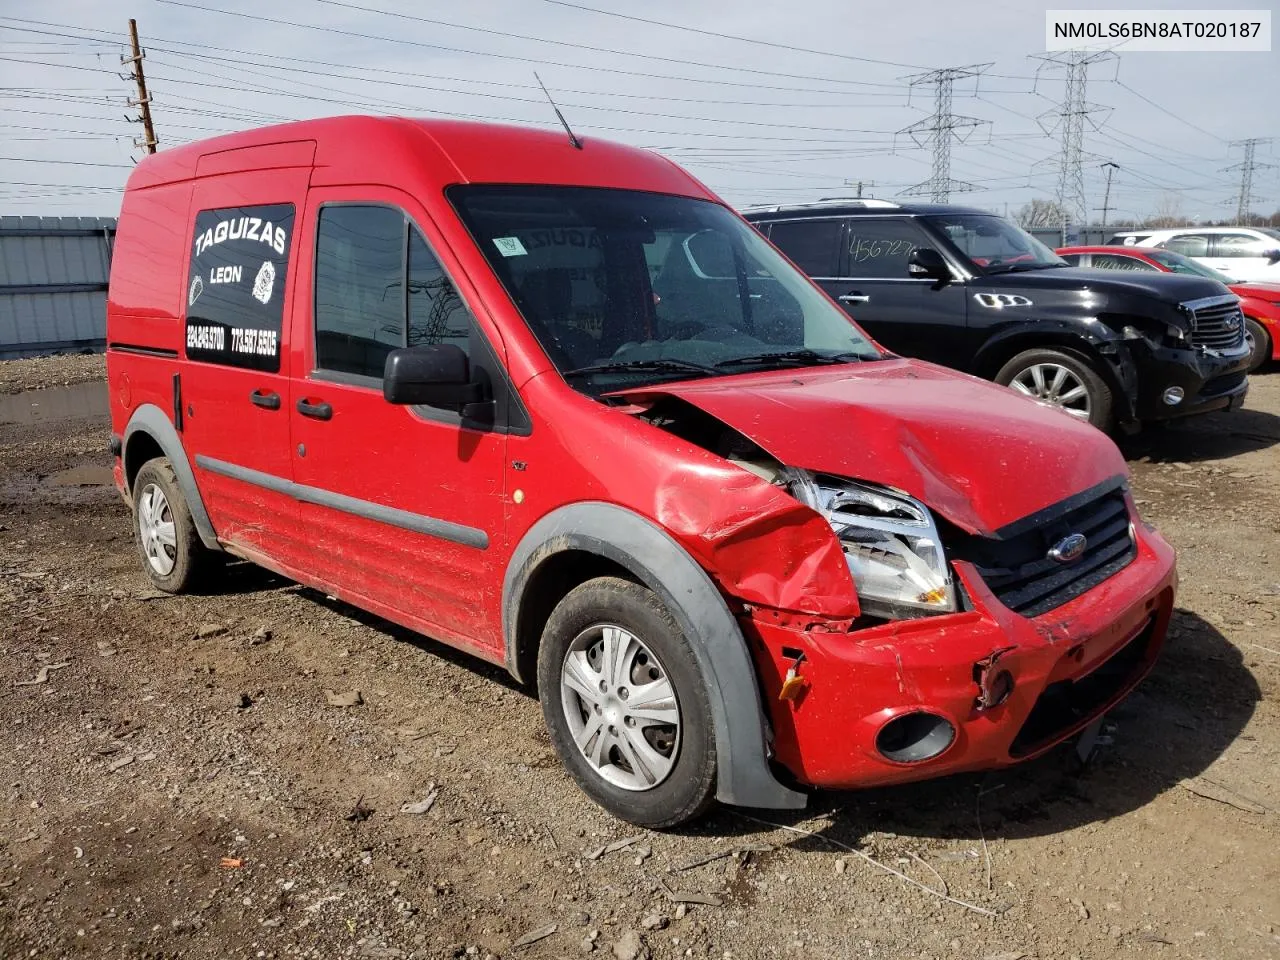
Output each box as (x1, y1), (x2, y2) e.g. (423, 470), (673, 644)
(106, 117), (1176, 827)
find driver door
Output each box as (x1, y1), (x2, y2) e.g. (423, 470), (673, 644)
(286, 186), (512, 656)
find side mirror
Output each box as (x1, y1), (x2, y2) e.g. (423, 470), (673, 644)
(1266, 248), (1280, 264)
(383, 344), (485, 409)
(907, 247), (950, 281)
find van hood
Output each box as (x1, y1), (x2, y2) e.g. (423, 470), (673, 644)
(619, 358), (1127, 537)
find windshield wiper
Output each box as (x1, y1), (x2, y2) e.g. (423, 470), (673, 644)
(715, 349), (863, 370)
(561, 358), (722, 379)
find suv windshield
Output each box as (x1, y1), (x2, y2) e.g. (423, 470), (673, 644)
(928, 214), (1066, 274)
(448, 185), (881, 394)
(1145, 249), (1234, 283)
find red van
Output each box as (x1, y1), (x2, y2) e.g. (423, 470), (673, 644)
(106, 117), (1176, 827)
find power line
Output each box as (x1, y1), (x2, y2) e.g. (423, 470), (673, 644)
(529, 0), (923, 69)
(152, 0), (915, 95)
(896, 64), (991, 202)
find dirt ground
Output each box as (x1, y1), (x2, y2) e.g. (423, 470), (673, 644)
(2, 362), (1278, 960)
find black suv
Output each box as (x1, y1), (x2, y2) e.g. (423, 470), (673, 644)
(744, 200), (1251, 431)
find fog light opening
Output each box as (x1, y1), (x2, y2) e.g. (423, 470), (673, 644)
(1162, 386), (1185, 406)
(875, 712), (956, 764)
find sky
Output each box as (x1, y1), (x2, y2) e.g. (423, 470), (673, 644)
(1, 0), (1277, 224)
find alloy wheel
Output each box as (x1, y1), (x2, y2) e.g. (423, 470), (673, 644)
(1009, 362), (1092, 420)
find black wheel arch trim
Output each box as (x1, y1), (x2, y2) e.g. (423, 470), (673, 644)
(502, 501), (807, 811)
(123, 404), (222, 551)
(973, 321), (1136, 420)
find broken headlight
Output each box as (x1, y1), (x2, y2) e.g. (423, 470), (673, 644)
(786, 470), (955, 620)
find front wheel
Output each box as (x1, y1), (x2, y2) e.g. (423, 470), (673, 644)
(994, 347), (1113, 430)
(536, 577), (717, 828)
(1245, 316), (1271, 372)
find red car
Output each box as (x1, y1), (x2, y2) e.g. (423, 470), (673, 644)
(106, 117), (1176, 827)
(1058, 245), (1280, 371)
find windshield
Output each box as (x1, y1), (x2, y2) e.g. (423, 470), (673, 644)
(1144, 248), (1234, 283)
(927, 214), (1066, 274)
(448, 185), (881, 394)
(1261, 227), (1280, 242)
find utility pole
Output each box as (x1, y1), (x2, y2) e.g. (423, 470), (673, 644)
(1031, 50), (1117, 243)
(896, 64), (991, 203)
(123, 19), (158, 154)
(1097, 161), (1119, 230)
(843, 179), (875, 199)
(1224, 138), (1274, 223)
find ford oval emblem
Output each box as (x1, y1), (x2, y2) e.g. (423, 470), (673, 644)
(1048, 533), (1088, 564)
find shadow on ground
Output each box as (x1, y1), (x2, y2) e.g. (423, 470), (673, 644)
(201, 555), (1259, 850)
(1120, 402), (1280, 463)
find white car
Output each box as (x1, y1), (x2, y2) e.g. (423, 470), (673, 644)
(1108, 226), (1280, 283)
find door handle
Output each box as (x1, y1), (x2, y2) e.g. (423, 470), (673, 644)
(296, 398), (333, 421)
(839, 294), (870, 303)
(249, 389), (281, 410)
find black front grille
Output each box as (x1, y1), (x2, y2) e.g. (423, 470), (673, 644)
(950, 485), (1137, 618)
(1187, 298), (1245, 352)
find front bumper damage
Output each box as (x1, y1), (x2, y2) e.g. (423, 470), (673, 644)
(1123, 338), (1250, 422)
(741, 519), (1177, 791)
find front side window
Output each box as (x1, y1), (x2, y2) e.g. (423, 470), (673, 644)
(313, 205), (476, 380)
(448, 185), (881, 395)
(928, 214), (1064, 275)
(1091, 253), (1159, 272)
(767, 219), (843, 276)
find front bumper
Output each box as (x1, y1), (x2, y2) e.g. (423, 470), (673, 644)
(1125, 338), (1250, 422)
(745, 522), (1176, 791)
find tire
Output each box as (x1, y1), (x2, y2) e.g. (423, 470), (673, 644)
(994, 347), (1113, 430)
(132, 457), (212, 593)
(1245, 316), (1271, 372)
(536, 576), (717, 829)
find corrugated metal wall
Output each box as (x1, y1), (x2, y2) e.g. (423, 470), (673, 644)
(0, 216), (116, 359)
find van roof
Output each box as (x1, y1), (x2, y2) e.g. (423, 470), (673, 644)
(124, 115), (713, 200)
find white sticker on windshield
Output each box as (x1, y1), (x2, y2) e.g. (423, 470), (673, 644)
(493, 236), (528, 257)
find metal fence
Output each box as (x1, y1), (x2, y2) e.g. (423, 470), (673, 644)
(0, 216), (116, 360)
(1027, 227), (1112, 248)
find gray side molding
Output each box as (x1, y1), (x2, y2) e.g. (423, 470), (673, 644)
(123, 404), (221, 551)
(503, 502), (806, 811)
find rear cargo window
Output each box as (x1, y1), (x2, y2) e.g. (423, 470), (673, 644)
(185, 202), (295, 372)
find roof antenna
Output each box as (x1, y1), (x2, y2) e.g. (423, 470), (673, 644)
(535, 72), (583, 150)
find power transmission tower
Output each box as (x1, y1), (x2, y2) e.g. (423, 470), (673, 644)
(1096, 161), (1119, 229)
(1224, 138), (1274, 223)
(122, 18), (158, 154)
(1031, 50), (1117, 240)
(896, 64), (991, 203)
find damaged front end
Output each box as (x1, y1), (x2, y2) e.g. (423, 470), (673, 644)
(628, 387), (1176, 792)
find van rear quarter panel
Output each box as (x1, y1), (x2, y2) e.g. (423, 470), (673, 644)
(107, 176), (194, 440)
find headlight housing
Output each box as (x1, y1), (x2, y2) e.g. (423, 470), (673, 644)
(786, 470), (955, 620)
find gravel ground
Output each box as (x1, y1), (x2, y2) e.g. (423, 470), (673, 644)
(1, 362), (1278, 960)
(0, 353), (106, 395)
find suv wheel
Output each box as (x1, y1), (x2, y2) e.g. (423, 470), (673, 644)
(132, 457), (213, 593)
(995, 347), (1112, 430)
(536, 577), (716, 828)
(1245, 316), (1270, 372)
